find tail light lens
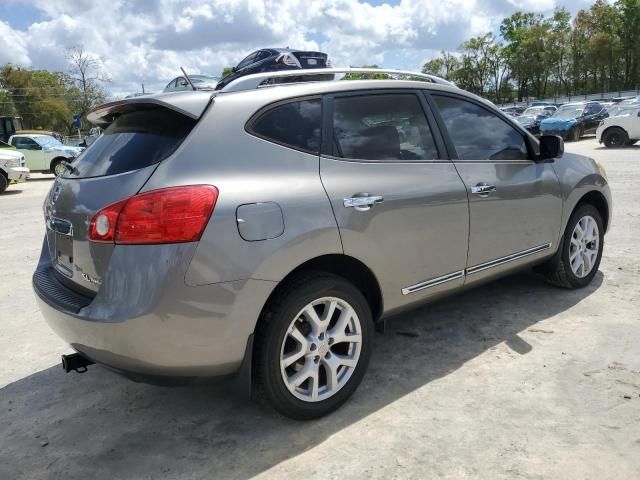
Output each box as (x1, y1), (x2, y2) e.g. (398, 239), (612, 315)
(89, 185), (218, 244)
(277, 53), (301, 67)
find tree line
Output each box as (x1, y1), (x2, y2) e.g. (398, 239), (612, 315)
(422, 0), (640, 103)
(0, 46), (108, 133)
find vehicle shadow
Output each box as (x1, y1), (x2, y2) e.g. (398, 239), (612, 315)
(1, 189), (24, 195)
(0, 271), (603, 480)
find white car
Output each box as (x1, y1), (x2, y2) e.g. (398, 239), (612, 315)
(8, 134), (84, 176)
(596, 105), (640, 148)
(0, 146), (29, 193)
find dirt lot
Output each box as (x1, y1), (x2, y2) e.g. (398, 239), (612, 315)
(1, 140), (639, 479)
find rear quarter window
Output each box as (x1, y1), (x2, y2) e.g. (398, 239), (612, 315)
(248, 98), (321, 154)
(67, 107), (196, 178)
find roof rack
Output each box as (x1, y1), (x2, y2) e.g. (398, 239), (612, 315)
(219, 67), (454, 93)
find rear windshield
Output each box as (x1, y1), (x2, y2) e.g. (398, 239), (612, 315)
(66, 107), (196, 178)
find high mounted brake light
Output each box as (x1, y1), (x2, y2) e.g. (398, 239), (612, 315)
(89, 185), (218, 244)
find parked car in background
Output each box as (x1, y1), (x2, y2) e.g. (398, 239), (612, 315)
(516, 113), (550, 136)
(530, 100), (556, 107)
(596, 105), (640, 148)
(540, 102), (607, 141)
(0, 116), (24, 143)
(522, 106), (557, 117)
(215, 48), (331, 90)
(0, 146), (29, 193)
(9, 134), (84, 176)
(33, 68), (611, 420)
(164, 75), (220, 92)
(499, 105), (526, 117)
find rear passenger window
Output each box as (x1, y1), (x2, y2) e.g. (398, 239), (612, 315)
(433, 95), (529, 161)
(250, 99), (321, 154)
(332, 94), (438, 161)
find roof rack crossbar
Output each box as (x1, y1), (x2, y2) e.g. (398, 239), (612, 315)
(219, 67), (454, 93)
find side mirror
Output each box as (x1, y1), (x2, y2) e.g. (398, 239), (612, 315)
(540, 135), (564, 161)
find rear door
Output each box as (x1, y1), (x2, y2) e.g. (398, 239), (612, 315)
(428, 93), (562, 285)
(320, 90), (469, 313)
(43, 105), (199, 294)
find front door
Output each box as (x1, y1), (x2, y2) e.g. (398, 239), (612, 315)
(581, 103), (606, 134)
(12, 136), (45, 171)
(320, 91), (470, 313)
(428, 93), (563, 285)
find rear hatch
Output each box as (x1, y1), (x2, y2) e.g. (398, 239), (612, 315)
(292, 51), (328, 69)
(43, 94), (211, 295)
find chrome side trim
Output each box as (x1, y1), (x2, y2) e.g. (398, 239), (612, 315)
(401, 270), (465, 295)
(466, 243), (552, 275)
(402, 243), (552, 295)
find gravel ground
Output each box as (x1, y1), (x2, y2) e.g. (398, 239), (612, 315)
(1, 140), (639, 479)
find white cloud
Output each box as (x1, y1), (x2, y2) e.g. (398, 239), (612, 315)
(0, 21), (30, 66)
(2, 0), (586, 97)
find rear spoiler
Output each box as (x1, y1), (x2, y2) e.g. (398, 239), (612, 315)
(87, 91), (215, 127)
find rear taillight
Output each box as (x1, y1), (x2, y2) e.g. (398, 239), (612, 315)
(89, 185), (218, 245)
(277, 53), (301, 67)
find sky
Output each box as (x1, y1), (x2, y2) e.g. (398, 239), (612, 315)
(0, 0), (594, 97)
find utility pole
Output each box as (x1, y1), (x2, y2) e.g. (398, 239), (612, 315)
(141, 83), (145, 94)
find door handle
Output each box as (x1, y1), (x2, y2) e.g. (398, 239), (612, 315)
(471, 184), (496, 197)
(343, 194), (384, 211)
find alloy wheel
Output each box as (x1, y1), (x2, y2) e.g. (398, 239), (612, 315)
(53, 162), (66, 177)
(569, 215), (600, 278)
(280, 296), (362, 402)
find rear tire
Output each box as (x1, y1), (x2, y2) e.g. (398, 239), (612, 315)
(254, 272), (373, 420)
(603, 128), (628, 149)
(543, 204), (604, 289)
(0, 172), (8, 194)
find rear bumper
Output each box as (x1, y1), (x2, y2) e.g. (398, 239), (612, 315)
(33, 240), (276, 378)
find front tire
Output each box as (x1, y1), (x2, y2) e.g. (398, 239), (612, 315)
(569, 126), (581, 142)
(254, 273), (373, 420)
(0, 172), (8, 194)
(543, 204), (604, 288)
(603, 128), (628, 148)
(51, 159), (66, 177)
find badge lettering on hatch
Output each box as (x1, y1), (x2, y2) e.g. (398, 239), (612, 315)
(79, 271), (102, 285)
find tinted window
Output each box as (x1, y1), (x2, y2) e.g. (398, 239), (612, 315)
(332, 94), (438, 161)
(66, 107), (196, 178)
(250, 99), (321, 153)
(237, 52), (257, 69)
(584, 104), (603, 115)
(433, 95), (529, 161)
(13, 137), (38, 149)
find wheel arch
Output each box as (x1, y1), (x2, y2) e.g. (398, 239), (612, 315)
(259, 254), (384, 323)
(49, 156), (69, 171)
(601, 125), (628, 140)
(575, 190), (610, 232)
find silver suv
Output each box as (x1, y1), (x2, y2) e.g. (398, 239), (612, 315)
(34, 68), (611, 419)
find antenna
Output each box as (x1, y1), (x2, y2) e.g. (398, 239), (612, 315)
(180, 67), (197, 91)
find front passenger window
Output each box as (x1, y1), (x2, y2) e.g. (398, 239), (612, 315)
(433, 95), (529, 161)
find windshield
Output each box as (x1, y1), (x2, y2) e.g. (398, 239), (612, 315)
(34, 135), (64, 147)
(553, 107), (584, 120)
(523, 107), (543, 116)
